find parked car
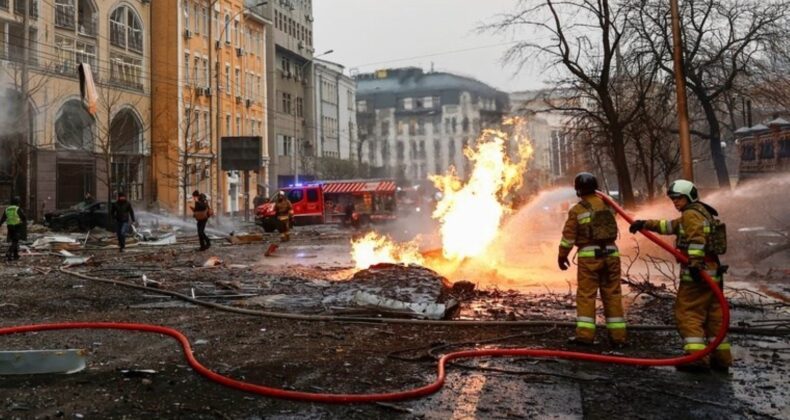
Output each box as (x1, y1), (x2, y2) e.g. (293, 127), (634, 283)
(44, 201), (116, 232)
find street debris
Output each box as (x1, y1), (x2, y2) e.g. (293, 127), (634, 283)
(32, 236), (79, 250)
(203, 256), (224, 267)
(353, 291), (453, 319)
(228, 233), (263, 245)
(0, 349), (86, 375)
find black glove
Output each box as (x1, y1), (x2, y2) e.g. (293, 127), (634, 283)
(688, 266), (703, 282)
(558, 255), (570, 271)
(629, 220), (646, 234)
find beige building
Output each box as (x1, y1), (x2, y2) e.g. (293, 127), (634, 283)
(0, 0), (152, 218)
(151, 0), (268, 216)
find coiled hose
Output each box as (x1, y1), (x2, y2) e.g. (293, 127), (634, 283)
(0, 193), (728, 403)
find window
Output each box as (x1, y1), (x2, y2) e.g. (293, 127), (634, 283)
(234, 20), (239, 46)
(110, 53), (143, 90)
(55, 35), (75, 74)
(277, 134), (293, 156)
(380, 121), (389, 136)
(348, 91), (354, 110)
(203, 58), (209, 87)
(307, 188), (319, 202)
(287, 189), (303, 203)
(357, 100), (367, 112)
(225, 64), (230, 94)
(296, 97), (303, 117)
(183, 1), (189, 32)
(55, 0), (75, 29)
(280, 91), (292, 114)
(235, 68), (241, 96)
(201, 7), (208, 35)
(225, 114), (231, 135)
(236, 115), (241, 135)
(193, 56), (200, 85)
(203, 111), (210, 146)
(110, 5), (143, 53)
(224, 14), (230, 43)
(401, 97), (413, 110)
(193, 3), (199, 33)
(184, 52), (190, 84)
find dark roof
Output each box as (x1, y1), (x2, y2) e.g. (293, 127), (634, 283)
(355, 67), (508, 110)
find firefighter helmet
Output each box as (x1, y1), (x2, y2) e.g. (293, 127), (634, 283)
(277, 191), (285, 197)
(667, 179), (698, 202)
(574, 172), (598, 196)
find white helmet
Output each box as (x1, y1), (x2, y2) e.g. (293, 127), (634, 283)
(667, 179), (698, 202)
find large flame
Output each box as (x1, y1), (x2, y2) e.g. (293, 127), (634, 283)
(351, 117), (533, 272)
(431, 129), (533, 260)
(351, 232), (424, 269)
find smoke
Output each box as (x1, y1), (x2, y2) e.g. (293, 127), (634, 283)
(135, 211), (247, 237)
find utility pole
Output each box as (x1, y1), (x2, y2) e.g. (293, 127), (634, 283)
(21, 0), (32, 218)
(670, 0), (694, 181)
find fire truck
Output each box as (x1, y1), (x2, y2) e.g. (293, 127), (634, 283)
(255, 179), (398, 232)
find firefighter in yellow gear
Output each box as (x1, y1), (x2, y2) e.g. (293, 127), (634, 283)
(629, 179), (732, 372)
(274, 191), (294, 242)
(558, 173), (626, 346)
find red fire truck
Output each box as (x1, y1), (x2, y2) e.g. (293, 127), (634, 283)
(255, 179), (398, 232)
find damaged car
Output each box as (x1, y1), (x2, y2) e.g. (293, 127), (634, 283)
(44, 201), (116, 232)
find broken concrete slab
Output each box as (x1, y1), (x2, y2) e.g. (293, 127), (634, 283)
(62, 256), (92, 268)
(32, 236), (80, 250)
(139, 234), (177, 246)
(0, 349), (87, 375)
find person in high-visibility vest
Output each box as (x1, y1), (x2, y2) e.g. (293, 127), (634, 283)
(558, 173), (627, 347)
(0, 196), (27, 262)
(629, 180), (732, 372)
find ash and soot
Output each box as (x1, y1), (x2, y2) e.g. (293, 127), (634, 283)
(351, 118), (539, 285)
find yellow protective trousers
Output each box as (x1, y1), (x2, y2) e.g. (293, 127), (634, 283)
(675, 279), (732, 368)
(575, 252), (626, 344)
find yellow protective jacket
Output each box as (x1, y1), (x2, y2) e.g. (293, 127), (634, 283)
(558, 194), (618, 259)
(642, 202), (719, 280)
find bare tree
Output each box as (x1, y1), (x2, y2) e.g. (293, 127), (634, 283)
(0, 54), (57, 213)
(154, 88), (210, 218)
(483, 0), (659, 207)
(633, 0), (789, 188)
(86, 81), (151, 226)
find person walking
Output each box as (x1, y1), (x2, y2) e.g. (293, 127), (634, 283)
(111, 192), (135, 252)
(1, 196), (26, 262)
(629, 180), (731, 372)
(558, 173), (627, 347)
(274, 191), (293, 242)
(191, 191), (212, 251)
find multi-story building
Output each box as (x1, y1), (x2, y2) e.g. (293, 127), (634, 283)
(313, 58), (357, 164)
(355, 67), (508, 183)
(254, 0), (316, 189)
(151, 0), (267, 215)
(0, 0), (151, 218)
(509, 89), (582, 189)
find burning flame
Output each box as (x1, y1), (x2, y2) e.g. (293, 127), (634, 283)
(351, 118), (533, 272)
(431, 129), (533, 260)
(351, 232), (424, 269)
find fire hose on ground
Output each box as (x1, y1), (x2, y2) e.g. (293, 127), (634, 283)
(0, 193), (736, 403)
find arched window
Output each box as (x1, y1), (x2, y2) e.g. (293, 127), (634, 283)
(110, 108), (144, 200)
(56, 99), (94, 150)
(110, 5), (143, 53)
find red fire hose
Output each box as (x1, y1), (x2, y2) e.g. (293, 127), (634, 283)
(0, 193), (728, 403)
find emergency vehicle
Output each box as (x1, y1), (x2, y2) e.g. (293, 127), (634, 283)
(255, 179), (398, 232)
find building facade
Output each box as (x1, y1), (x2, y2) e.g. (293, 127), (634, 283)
(0, 0), (152, 218)
(509, 89), (582, 189)
(254, 0), (316, 189)
(312, 58), (357, 168)
(355, 67), (508, 184)
(151, 0), (267, 215)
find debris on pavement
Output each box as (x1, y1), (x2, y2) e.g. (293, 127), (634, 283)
(202, 256), (224, 267)
(228, 233), (264, 245)
(0, 349), (87, 375)
(353, 290), (453, 319)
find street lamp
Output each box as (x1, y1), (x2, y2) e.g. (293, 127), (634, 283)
(293, 49), (334, 185)
(213, 1), (266, 216)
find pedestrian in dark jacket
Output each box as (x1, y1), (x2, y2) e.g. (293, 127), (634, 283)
(0, 196), (26, 261)
(190, 191), (212, 251)
(111, 192), (135, 252)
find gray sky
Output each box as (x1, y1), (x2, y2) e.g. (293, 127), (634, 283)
(313, 0), (548, 93)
